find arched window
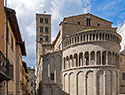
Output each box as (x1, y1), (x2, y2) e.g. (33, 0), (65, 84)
(80, 36), (82, 41)
(96, 34), (98, 40)
(74, 53), (78, 67)
(84, 52), (89, 65)
(63, 57), (66, 69)
(79, 52), (83, 66)
(102, 33), (104, 40)
(99, 33), (101, 40)
(70, 39), (71, 44)
(108, 52), (111, 65)
(93, 34), (95, 40)
(66, 56), (69, 68)
(102, 51), (106, 65)
(112, 52), (115, 65)
(70, 55), (73, 68)
(90, 51), (95, 65)
(96, 51), (101, 65)
(83, 35), (85, 41)
(105, 34), (108, 40)
(78, 36), (79, 42)
(90, 34), (91, 41)
(75, 37), (77, 43)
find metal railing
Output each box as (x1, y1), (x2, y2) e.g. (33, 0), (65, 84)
(0, 51), (13, 81)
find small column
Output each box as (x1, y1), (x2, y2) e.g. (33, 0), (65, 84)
(104, 71), (106, 95)
(89, 53), (91, 65)
(95, 51), (97, 65)
(54, 70), (57, 83)
(72, 55), (74, 67)
(101, 51), (102, 65)
(68, 73), (70, 94)
(85, 74), (87, 95)
(91, 34), (93, 41)
(83, 53), (85, 66)
(106, 52), (108, 65)
(76, 73), (78, 95)
(95, 72), (97, 95)
(68, 58), (70, 68)
(78, 54), (80, 67)
(62, 58), (64, 70)
(88, 34), (90, 41)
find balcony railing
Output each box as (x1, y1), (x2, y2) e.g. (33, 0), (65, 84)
(0, 51), (13, 81)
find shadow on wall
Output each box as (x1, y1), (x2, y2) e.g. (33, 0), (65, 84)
(37, 81), (69, 95)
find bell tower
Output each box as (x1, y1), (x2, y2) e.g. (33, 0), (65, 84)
(36, 13), (51, 68)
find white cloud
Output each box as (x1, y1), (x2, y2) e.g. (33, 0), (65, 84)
(7, 0), (88, 66)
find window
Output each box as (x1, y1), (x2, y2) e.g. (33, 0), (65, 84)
(97, 24), (100, 26)
(51, 73), (54, 80)
(40, 27), (43, 32)
(45, 27), (48, 33)
(40, 18), (43, 23)
(31, 91), (33, 94)
(40, 35), (43, 41)
(77, 22), (80, 25)
(86, 18), (91, 26)
(11, 36), (13, 51)
(45, 36), (48, 41)
(45, 18), (48, 24)
(31, 82), (33, 86)
(123, 73), (125, 80)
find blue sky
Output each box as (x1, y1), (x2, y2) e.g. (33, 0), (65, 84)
(7, 0), (125, 67)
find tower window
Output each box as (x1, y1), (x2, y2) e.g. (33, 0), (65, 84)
(40, 18), (43, 23)
(86, 18), (91, 26)
(40, 27), (43, 32)
(97, 24), (100, 26)
(50, 73), (54, 80)
(45, 36), (48, 41)
(45, 27), (48, 33)
(123, 73), (125, 80)
(77, 22), (80, 25)
(45, 18), (48, 24)
(40, 35), (43, 41)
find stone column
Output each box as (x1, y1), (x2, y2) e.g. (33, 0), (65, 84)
(104, 71), (106, 95)
(62, 58), (64, 70)
(95, 72), (97, 95)
(106, 52), (108, 65)
(76, 73), (78, 95)
(83, 53), (85, 66)
(72, 55), (74, 67)
(95, 51), (97, 65)
(101, 51), (102, 65)
(91, 34), (93, 41)
(89, 53), (91, 65)
(85, 73), (87, 95)
(85, 35), (87, 41)
(68, 74), (70, 94)
(78, 54), (80, 67)
(88, 34), (90, 41)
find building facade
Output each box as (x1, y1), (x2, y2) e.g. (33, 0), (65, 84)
(36, 13), (124, 95)
(0, 0), (27, 95)
(27, 67), (36, 95)
(118, 24), (125, 94)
